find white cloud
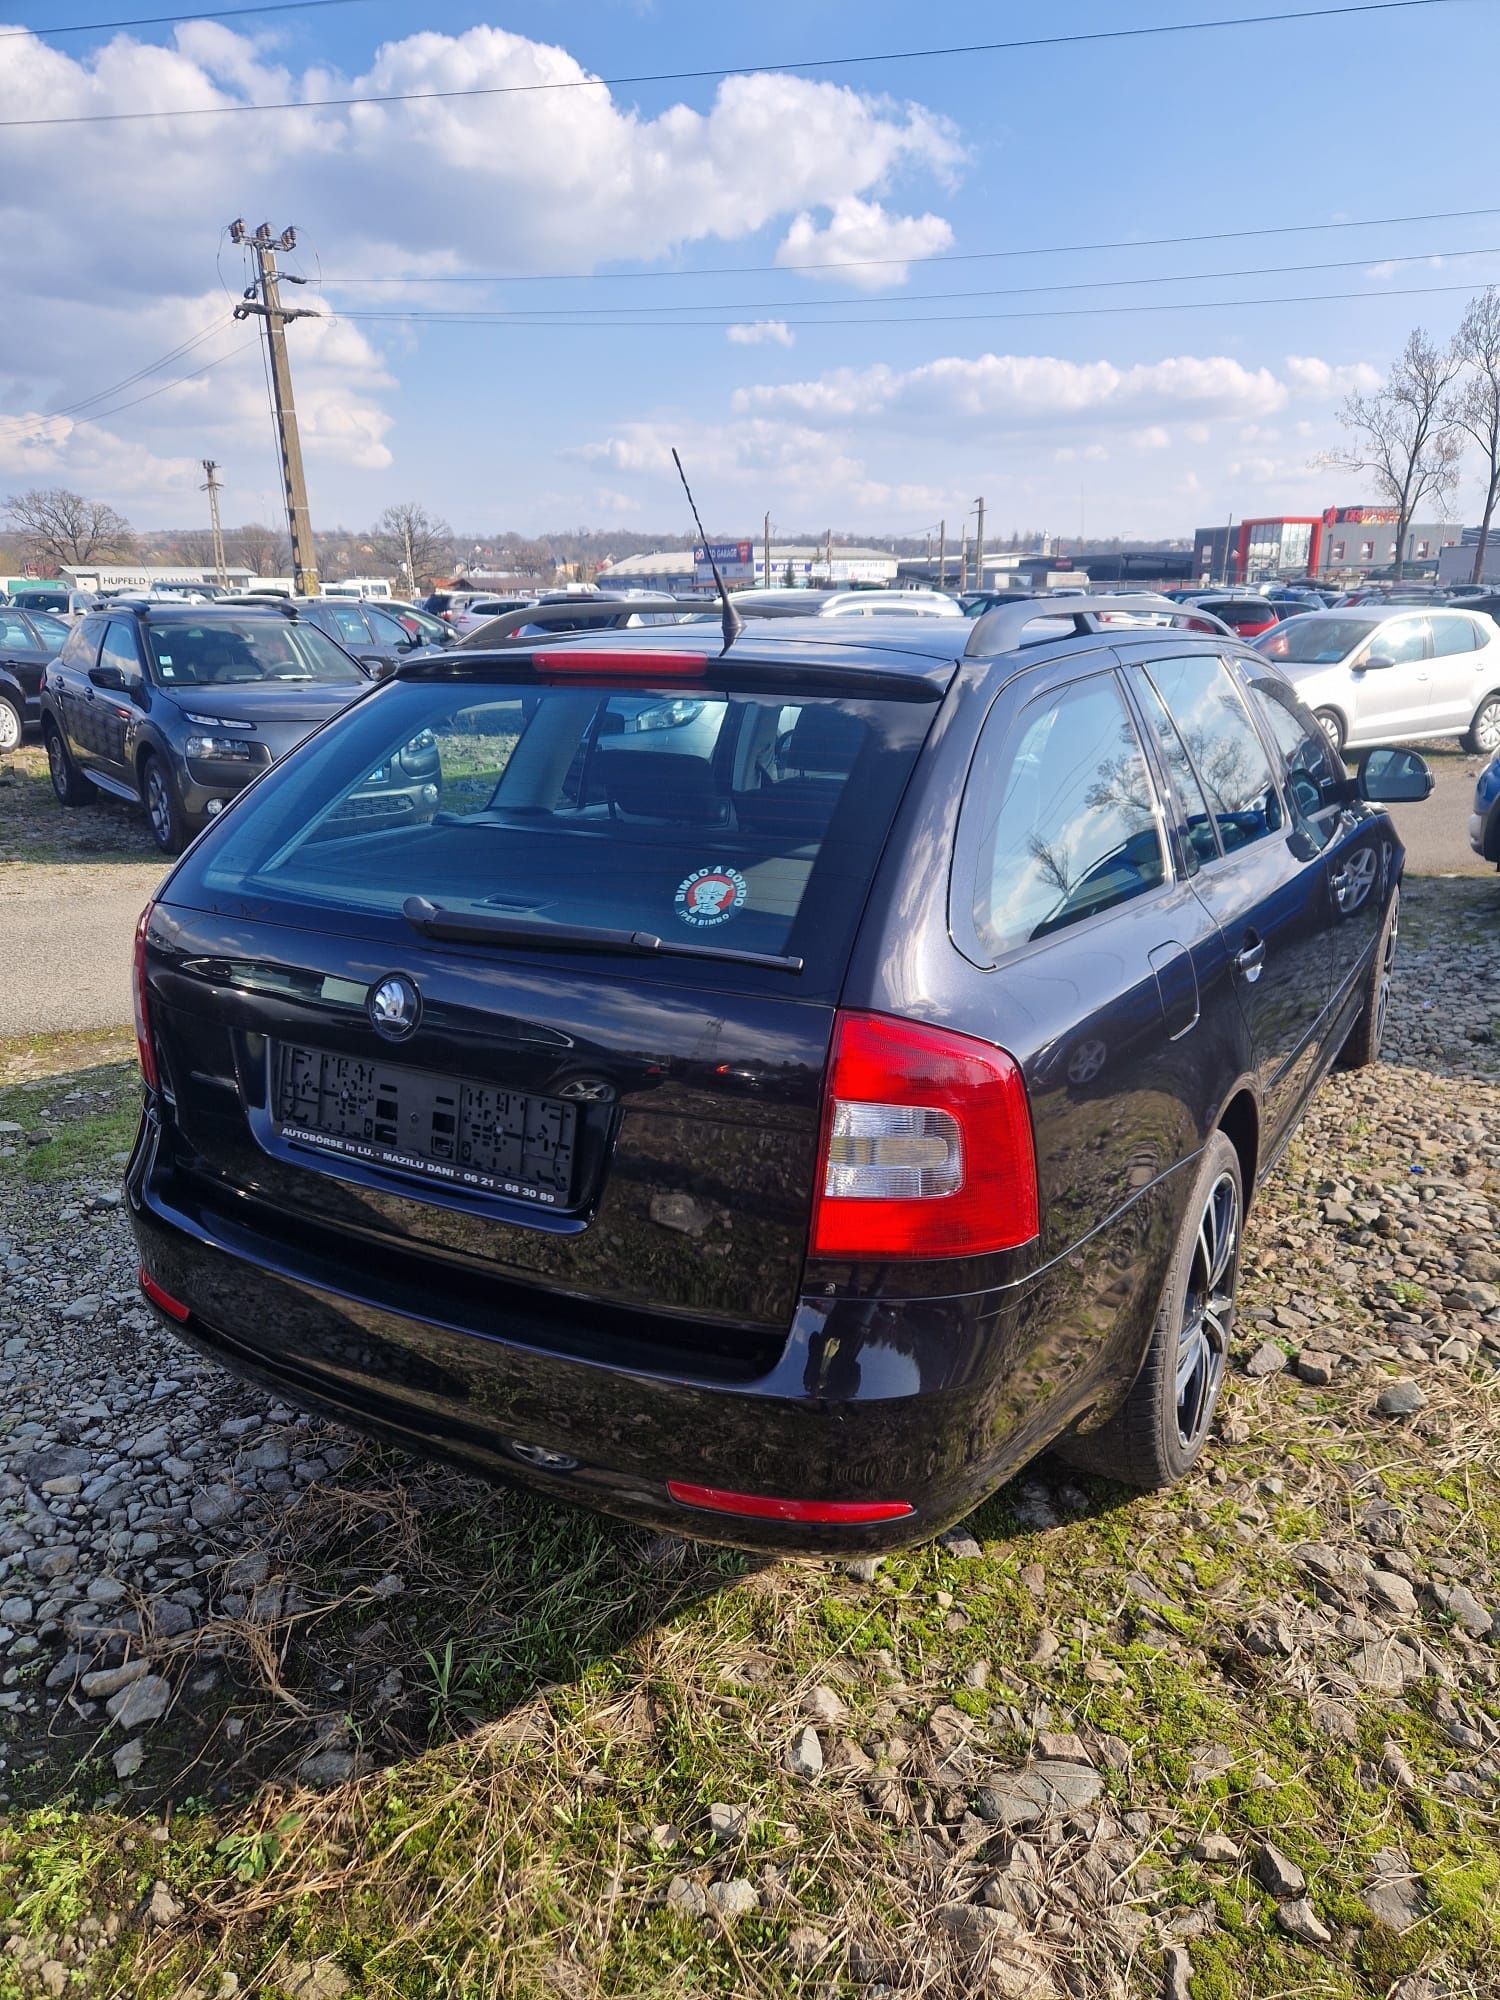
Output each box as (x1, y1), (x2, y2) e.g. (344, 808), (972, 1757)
(1283, 354), (1382, 398)
(0, 23), (959, 519)
(734, 351), (1289, 429)
(727, 320), (794, 347)
(1130, 426), (1171, 450)
(775, 196), (956, 289)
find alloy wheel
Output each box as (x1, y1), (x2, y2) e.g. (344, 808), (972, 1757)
(1375, 888), (1400, 1051)
(0, 702), (19, 754)
(1316, 710), (1343, 753)
(1335, 844), (1378, 914)
(1476, 696), (1500, 755)
(145, 765), (173, 847)
(46, 730), (67, 796)
(1175, 1171), (1238, 1452)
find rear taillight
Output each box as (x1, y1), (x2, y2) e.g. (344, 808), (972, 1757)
(133, 901), (158, 1090)
(809, 1011), (1038, 1260)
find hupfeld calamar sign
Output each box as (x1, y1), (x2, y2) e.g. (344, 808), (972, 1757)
(694, 541), (755, 583)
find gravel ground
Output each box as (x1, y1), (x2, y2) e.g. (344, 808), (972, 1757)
(0, 874), (1495, 1997)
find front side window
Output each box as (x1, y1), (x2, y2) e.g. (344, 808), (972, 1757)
(1246, 676), (1344, 854)
(970, 672), (1166, 962)
(1141, 654), (1284, 855)
(28, 612), (70, 656)
(99, 620), (143, 681)
(1369, 617), (1427, 665)
(0, 612), (35, 652)
(143, 618), (364, 688)
(327, 605), (373, 645)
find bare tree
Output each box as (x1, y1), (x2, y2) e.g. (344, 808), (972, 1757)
(4, 487), (134, 569)
(228, 522), (290, 578)
(1318, 328), (1464, 578)
(368, 501), (453, 592)
(1448, 289), (1500, 584)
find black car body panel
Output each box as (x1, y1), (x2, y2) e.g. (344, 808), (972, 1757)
(0, 606), (68, 733)
(128, 619), (1408, 1549)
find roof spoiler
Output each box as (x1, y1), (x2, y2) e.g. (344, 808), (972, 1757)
(964, 594), (1233, 657)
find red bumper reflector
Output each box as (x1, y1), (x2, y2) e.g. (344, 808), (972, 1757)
(531, 649), (706, 676)
(139, 1267), (190, 1322)
(667, 1481), (913, 1525)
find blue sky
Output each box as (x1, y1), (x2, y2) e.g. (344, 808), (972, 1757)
(2, 0), (1498, 541)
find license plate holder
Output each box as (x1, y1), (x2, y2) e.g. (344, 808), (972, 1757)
(270, 1043), (578, 1205)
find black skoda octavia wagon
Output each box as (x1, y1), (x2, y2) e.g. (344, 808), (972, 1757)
(128, 599), (1429, 1552)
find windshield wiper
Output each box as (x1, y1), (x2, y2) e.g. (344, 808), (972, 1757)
(402, 895), (802, 973)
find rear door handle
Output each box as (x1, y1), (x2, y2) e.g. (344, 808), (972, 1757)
(1233, 934), (1266, 984)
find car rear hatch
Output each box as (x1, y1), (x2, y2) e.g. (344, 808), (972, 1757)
(143, 640), (947, 1350)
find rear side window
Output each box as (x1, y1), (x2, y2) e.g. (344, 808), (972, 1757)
(1142, 654), (1284, 855)
(1430, 616), (1479, 656)
(968, 672), (1166, 963)
(168, 674), (933, 997)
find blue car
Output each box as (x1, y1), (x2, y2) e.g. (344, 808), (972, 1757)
(1472, 748), (1500, 868)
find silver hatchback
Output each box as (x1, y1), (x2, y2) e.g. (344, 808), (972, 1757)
(1256, 606), (1500, 756)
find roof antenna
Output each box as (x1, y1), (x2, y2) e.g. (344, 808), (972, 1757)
(672, 446), (742, 655)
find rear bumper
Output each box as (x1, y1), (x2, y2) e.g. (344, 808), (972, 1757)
(126, 1109), (1170, 1554)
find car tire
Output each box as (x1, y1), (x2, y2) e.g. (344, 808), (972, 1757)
(1464, 689), (1500, 756)
(44, 721), (91, 806)
(1338, 882), (1399, 1071)
(1314, 707), (1346, 757)
(1056, 1130), (1242, 1489)
(0, 695), (22, 755)
(141, 752), (187, 856)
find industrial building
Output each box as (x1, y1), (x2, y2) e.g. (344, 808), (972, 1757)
(1192, 508), (1462, 584)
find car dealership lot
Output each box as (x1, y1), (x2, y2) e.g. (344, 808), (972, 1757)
(0, 825), (1496, 1991)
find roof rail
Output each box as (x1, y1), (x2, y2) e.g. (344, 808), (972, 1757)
(964, 593), (1233, 658)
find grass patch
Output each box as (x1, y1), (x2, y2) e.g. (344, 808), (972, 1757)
(0, 1058), (139, 1181)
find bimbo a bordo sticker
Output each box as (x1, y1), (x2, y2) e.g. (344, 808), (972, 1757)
(675, 865), (749, 927)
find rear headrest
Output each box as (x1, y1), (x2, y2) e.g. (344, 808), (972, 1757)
(597, 748), (726, 824)
(785, 704), (864, 773)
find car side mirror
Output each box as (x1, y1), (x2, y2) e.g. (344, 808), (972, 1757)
(1360, 651), (1395, 670)
(1358, 747), (1433, 803)
(367, 655), (398, 681)
(88, 663), (128, 693)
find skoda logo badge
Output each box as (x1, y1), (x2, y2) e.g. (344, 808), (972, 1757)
(368, 973), (420, 1040)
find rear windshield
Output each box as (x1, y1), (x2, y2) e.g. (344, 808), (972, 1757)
(144, 618), (365, 688)
(166, 672), (934, 995)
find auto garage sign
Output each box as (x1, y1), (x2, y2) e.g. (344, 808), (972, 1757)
(694, 541), (756, 585)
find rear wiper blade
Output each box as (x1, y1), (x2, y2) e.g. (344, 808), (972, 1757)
(401, 895), (803, 973)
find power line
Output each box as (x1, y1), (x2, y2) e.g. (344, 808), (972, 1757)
(0, 0), (369, 42)
(0, 0), (1465, 128)
(24, 340), (256, 433)
(313, 203), (1500, 287)
(323, 276), (1497, 331)
(40, 316), (233, 419)
(312, 243), (1500, 319)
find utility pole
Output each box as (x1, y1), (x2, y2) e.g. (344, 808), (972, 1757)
(958, 527), (968, 593)
(230, 219), (320, 596)
(763, 510), (771, 589)
(974, 496), (986, 593)
(1222, 512), (1235, 588)
(402, 519), (416, 595)
(200, 459), (227, 589)
(824, 526), (833, 585)
(937, 516), (947, 591)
